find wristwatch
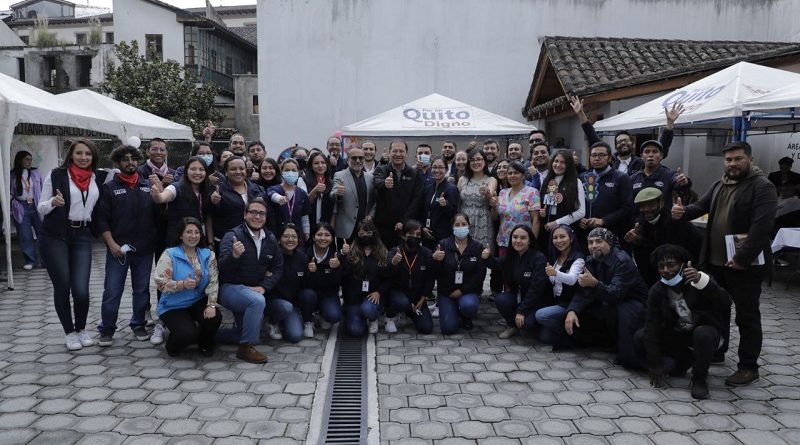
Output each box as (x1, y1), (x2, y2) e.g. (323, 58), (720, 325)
(206, 303), (217, 309)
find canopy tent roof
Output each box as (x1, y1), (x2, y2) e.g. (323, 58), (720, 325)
(593, 62), (800, 132)
(342, 93), (536, 136)
(741, 80), (800, 111)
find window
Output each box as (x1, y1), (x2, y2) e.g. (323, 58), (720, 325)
(105, 32), (114, 44)
(77, 55), (92, 87)
(17, 58), (25, 83)
(252, 95), (259, 115)
(145, 34), (163, 60)
(225, 56), (232, 75)
(75, 33), (87, 45)
(210, 49), (217, 71)
(44, 56), (56, 88)
(186, 44), (195, 65)
(19, 35), (28, 45)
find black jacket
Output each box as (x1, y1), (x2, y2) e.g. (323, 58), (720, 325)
(643, 274), (732, 368)
(581, 166), (634, 238)
(165, 182), (211, 248)
(341, 252), (391, 306)
(630, 164), (692, 208)
(218, 224), (283, 291)
(42, 167), (109, 239)
(305, 246), (344, 295)
(434, 237), (487, 297)
(210, 180), (265, 238)
(271, 249), (309, 304)
(568, 247), (648, 314)
(94, 174), (156, 256)
(630, 209), (702, 286)
(387, 245), (436, 301)
(302, 173), (335, 231)
(581, 121), (674, 161)
(422, 180), (460, 243)
(490, 248), (551, 315)
(373, 163), (424, 229)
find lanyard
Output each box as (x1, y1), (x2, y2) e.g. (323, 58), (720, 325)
(286, 192), (295, 217)
(402, 249), (418, 274)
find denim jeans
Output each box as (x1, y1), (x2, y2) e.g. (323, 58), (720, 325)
(344, 299), (381, 337)
(534, 304), (567, 344)
(97, 251), (153, 336)
(388, 290), (433, 334)
(494, 292), (538, 332)
(437, 292), (480, 335)
(217, 284), (266, 345)
(265, 298), (303, 343)
(297, 289), (342, 324)
(14, 201), (42, 266)
(42, 228), (93, 333)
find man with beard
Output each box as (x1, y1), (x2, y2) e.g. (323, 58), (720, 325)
(672, 141), (777, 386)
(441, 140), (457, 178)
(96, 146), (156, 346)
(361, 140), (380, 175)
(564, 227), (648, 368)
(229, 133), (247, 157)
(247, 141), (267, 178)
(630, 140), (692, 207)
(326, 137), (348, 173)
(625, 187), (701, 286)
(331, 147), (375, 243)
(483, 139), (500, 176)
(526, 141), (551, 190)
(569, 96), (683, 173)
(373, 140), (424, 248)
(578, 141), (634, 242)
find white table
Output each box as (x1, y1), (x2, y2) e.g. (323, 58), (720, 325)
(777, 197), (800, 218)
(772, 227), (800, 252)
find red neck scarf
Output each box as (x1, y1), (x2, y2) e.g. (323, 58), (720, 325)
(68, 164), (93, 192)
(117, 171), (140, 189)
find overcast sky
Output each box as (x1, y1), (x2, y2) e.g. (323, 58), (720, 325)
(0, 1), (254, 10)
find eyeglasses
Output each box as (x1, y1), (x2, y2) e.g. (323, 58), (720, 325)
(349, 156), (364, 161)
(431, 165), (446, 170)
(246, 210), (267, 217)
(590, 153), (609, 159)
(469, 158), (484, 163)
(281, 234), (299, 240)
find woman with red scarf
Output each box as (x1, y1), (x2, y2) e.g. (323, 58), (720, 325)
(38, 138), (109, 351)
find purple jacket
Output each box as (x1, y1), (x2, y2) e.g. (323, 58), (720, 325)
(9, 168), (42, 223)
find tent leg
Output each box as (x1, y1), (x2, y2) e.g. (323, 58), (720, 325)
(0, 144), (15, 290)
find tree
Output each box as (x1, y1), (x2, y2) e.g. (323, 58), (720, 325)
(101, 40), (222, 136)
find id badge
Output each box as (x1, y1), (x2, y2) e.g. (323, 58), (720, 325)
(426, 218), (431, 228)
(455, 271), (464, 284)
(362, 280), (370, 292)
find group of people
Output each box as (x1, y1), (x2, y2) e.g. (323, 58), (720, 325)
(10, 99), (778, 399)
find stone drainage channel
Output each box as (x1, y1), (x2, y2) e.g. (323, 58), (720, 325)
(307, 326), (379, 445)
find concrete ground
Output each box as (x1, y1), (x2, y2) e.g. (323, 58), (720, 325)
(0, 242), (798, 444)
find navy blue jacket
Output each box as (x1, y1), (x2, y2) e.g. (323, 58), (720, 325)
(490, 248), (551, 315)
(218, 224), (283, 291)
(266, 184), (309, 240)
(568, 247), (648, 314)
(305, 246), (344, 295)
(630, 164), (691, 208)
(434, 237), (487, 297)
(210, 180), (265, 238)
(341, 252), (391, 306)
(387, 245), (436, 302)
(630, 208), (702, 286)
(581, 166), (634, 238)
(271, 249), (309, 304)
(422, 180), (460, 243)
(94, 174), (156, 256)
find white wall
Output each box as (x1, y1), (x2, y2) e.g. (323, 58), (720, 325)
(258, 0), (800, 157)
(112, 0), (183, 64)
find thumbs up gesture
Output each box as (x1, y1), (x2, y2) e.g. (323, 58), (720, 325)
(572, 149), (579, 164)
(674, 167), (689, 186)
(211, 185), (222, 204)
(340, 240), (350, 256)
(437, 192), (447, 207)
(671, 196), (685, 220)
(308, 260), (317, 273)
(329, 255), (341, 269)
(52, 188), (65, 207)
(183, 277), (198, 289)
(624, 222), (641, 244)
(545, 262), (557, 277)
(251, 170), (261, 182)
(432, 244), (445, 261)
(385, 173), (395, 189)
(336, 183), (345, 197)
(391, 250), (403, 266)
(231, 236), (245, 259)
(578, 268), (598, 288)
(148, 174), (163, 193)
(481, 245), (491, 260)
(381, 148), (389, 163)
(683, 260), (700, 284)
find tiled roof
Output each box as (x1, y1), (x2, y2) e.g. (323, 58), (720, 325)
(526, 36), (800, 118)
(186, 5), (256, 16)
(229, 25), (256, 46)
(5, 12), (112, 26)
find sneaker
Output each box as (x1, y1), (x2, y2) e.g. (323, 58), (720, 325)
(319, 318), (332, 330)
(725, 368), (759, 386)
(268, 323), (283, 340)
(462, 317), (473, 331)
(132, 326), (150, 341)
(430, 305), (439, 318)
(368, 320), (379, 334)
(97, 334), (113, 347)
(384, 317), (397, 333)
(237, 343), (267, 363)
(690, 378), (710, 399)
(65, 332), (82, 351)
(303, 322), (315, 338)
(23, 263), (33, 270)
(499, 327), (518, 339)
(77, 330), (95, 347)
(150, 323), (165, 345)
(145, 310), (156, 328)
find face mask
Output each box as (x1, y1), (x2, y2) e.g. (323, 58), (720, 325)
(419, 154), (431, 166)
(358, 235), (374, 246)
(296, 158), (307, 170)
(199, 154), (214, 167)
(282, 171), (299, 185)
(453, 226), (470, 239)
(660, 265), (684, 287)
(405, 236), (420, 249)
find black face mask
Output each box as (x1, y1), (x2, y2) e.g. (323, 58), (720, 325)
(405, 236), (420, 249)
(358, 235), (374, 246)
(296, 158), (307, 170)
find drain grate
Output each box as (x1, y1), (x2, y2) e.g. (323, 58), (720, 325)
(319, 328), (367, 445)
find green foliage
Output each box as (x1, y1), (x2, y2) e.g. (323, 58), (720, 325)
(34, 13), (58, 48)
(100, 40), (223, 136)
(88, 17), (102, 45)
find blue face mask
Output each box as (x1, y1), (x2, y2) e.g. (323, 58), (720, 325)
(198, 154), (214, 167)
(419, 154), (431, 166)
(283, 171), (299, 185)
(453, 226), (470, 239)
(660, 265), (684, 287)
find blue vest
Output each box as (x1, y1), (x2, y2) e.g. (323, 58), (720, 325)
(157, 247), (213, 316)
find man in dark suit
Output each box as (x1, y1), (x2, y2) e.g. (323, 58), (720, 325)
(767, 156), (800, 198)
(373, 140), (424, 248)
(326, 137), (348, 174)
(331, 147), (375, 243)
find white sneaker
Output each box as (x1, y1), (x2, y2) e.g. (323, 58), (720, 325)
(429, 304), (439, 318)
(268, 323), (283, 340)
(499, 327), (518, 339)
(303, 322), (315, 338)
(368, 320), (379, 334)
(77, 330), (95, 347)
(23, 264), (33, 270)
(65, 332), (82, 351)
(150, 323), (165, 345)
(384, 317), (397, 333)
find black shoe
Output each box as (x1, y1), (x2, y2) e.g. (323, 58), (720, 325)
(725, 368), (759, 386)
(132, 326), (150, 341)
(711, 352), (725, 364)
(462, 317), (473, 331)
(690, 378), (709, 399)
(199, 345), (214, 357)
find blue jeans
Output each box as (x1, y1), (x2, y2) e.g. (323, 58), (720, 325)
(14, 201), (41, 266)
(388, 290), (433, 334)
(42, 228), (93, 333)
(217, 284), (267, 345)
(437, 292), (480, 335)
(97, 251), (153, 336)
(297, 289), (342, 324)
(265, 298), (303, 343)
(535, 305), (567, 344)
(494, 292), (537, 332)
(344, 299), (381, 337)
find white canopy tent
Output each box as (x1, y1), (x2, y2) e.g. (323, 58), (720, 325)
(741, 80), (800, 111)
(342, 93), (536, 136)
(593, 62), (800, 132)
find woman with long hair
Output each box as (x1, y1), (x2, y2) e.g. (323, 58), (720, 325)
(422, 156), (460, 250)
(150, 156), (214, 248)
(267, 158), (310, 242)
(386, 219), (435, 334)
(491, 161), (541, 257)
(457, 148), (497, 251)
(451, 150), (468, 185)
(38, 138), (108, 351)
(495, 159), (511, 190)
(256, 157), (282, 189)
(341, 220), (390, 336)
(540, 149), (585, 234)
(302, 151), (335, 234)
(10, 150), (43, 270)
(263, 224), (307, 343)
(534, 224), (585, 345)
(301, 222), (344, 337)
(153, 217), (222, 357)
(209, 156), (265, 248)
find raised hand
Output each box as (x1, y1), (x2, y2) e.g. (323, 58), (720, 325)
(481, 245), (491, 260)
(336, 183), (345, 197)
(683, 260), (700, 284)
(391, 250), (403, 266)
(52, 189), (65, 207)
(572, 149), (579, 165)
(569, 94), (584, 115)
(163, 173), (174, 185)
(385, 173), (395, 189)
(665, 102), (685, 126)
(340, 240), (350, 256)
(210, 185), (222, 204)
(251, 171), (261, 182)
(438, 193), (447, 207)
(209, 175), (220, 187)
(432, 244), (445, 261)
(489, 195), (498, 208)
(231, 236), (245, 259)
(308, 261), (317, 273)
(577, 268), (598, 288)
(329, 255), (341, 268)
(674, 167), (689, 186)
(624, 222), (641, 244)
(545, 262), (556, 277)
(671, 196), (685, 220)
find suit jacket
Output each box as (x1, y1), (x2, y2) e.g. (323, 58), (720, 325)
(331, 168), (375, 239)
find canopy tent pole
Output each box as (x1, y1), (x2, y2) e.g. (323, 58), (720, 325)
(0, 123), (16, 289)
